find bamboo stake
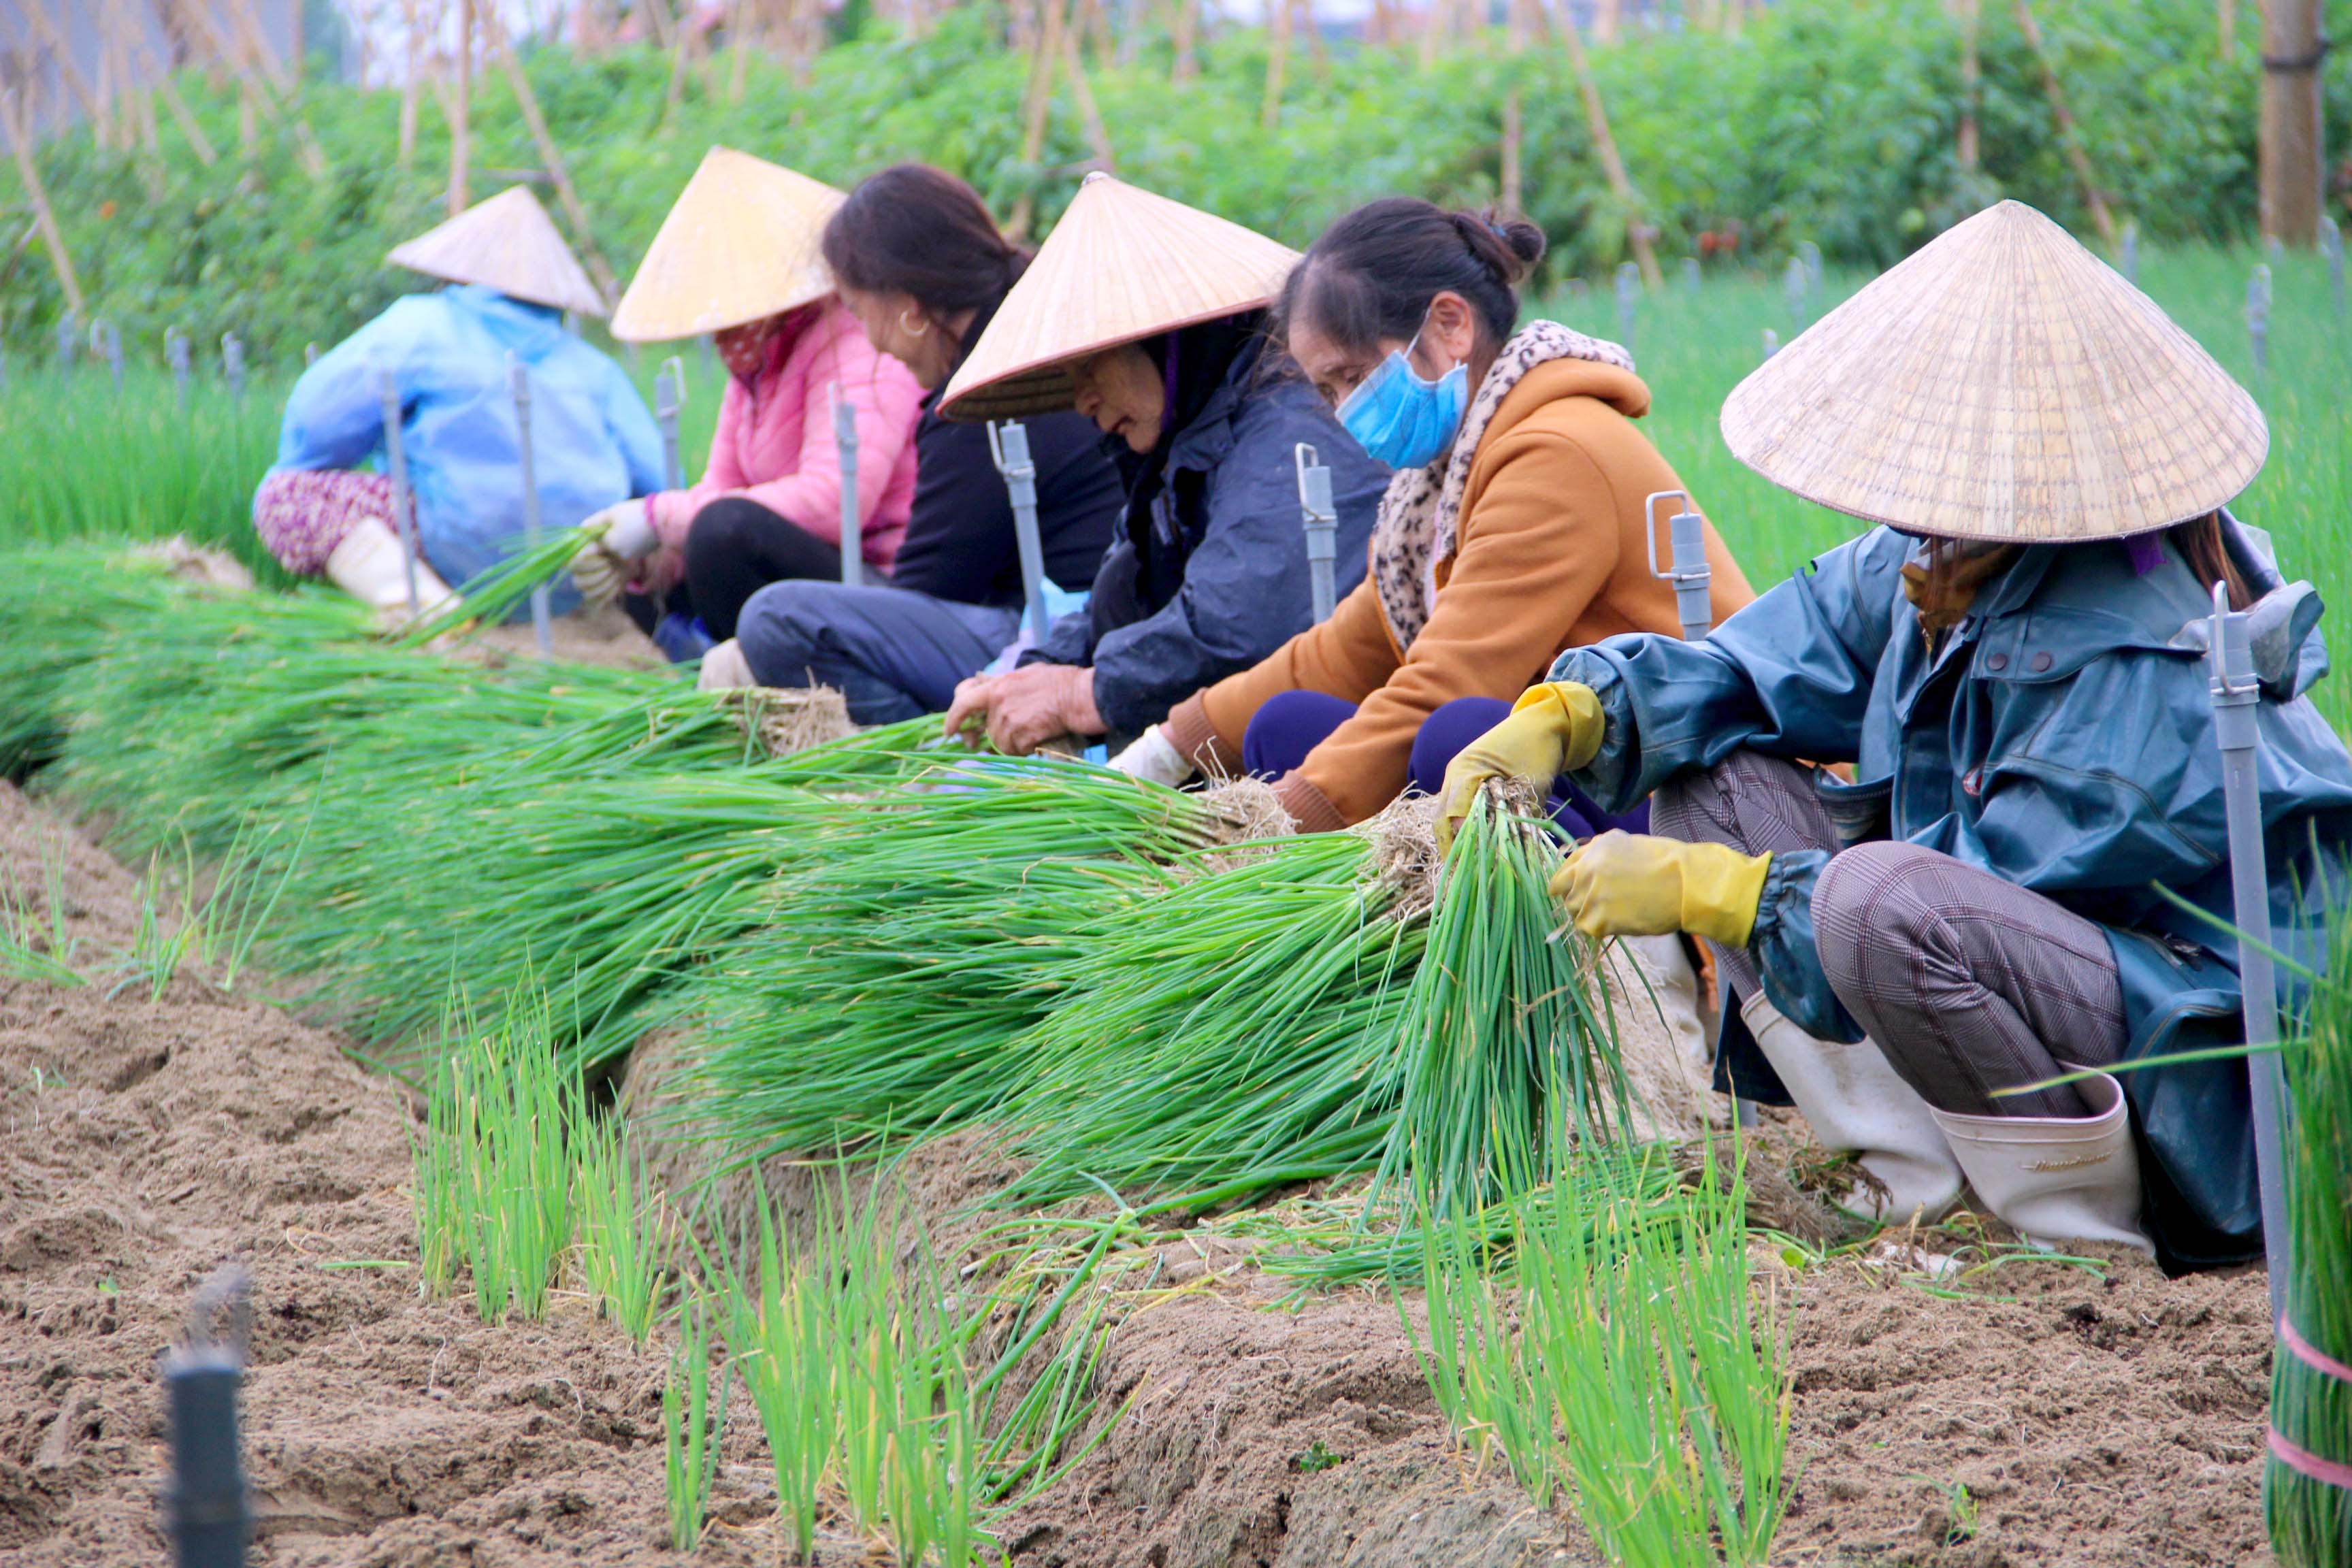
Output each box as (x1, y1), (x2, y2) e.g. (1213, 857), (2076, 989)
(0, 86), (84, 313)
(449, 0), (472, 215)
(1299, 0), (1328, 79)
(1501, 0), (1531, 213)
(397, 0), (424, 165)
(1262, 0), (1291, 131)
(1955, 0), (1980, 171)
(1061, 21), (1114, 169)
(2012, 0), (2116, 245)
(478, 5), (622, 308)
(15, 1), (101, 125)
(663, 3), (696, 121)
(1545, 0), (1661, 287)
(1170, 0), (1197, 84)
(1009, 0), (1066, 239)
(2219, 0), (2236, 57)
(1592, 0), (1616, 44)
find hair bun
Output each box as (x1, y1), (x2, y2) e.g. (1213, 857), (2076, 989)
(1450, 209), (1546, 287)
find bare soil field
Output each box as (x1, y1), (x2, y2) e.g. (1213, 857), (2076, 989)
(0, 781), (2274, 1567)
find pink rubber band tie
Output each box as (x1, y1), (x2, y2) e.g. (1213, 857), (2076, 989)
(2270, 1316), (2352, 1491)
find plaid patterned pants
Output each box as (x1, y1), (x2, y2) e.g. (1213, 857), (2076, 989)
(1652, 751), (2125, 1117)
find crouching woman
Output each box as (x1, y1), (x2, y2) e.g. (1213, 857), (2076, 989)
(1441, 202), (2352, 1269)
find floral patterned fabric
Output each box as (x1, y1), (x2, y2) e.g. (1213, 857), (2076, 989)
(250, 468), (397, 577)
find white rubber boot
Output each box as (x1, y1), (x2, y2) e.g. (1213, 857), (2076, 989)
(325, 516), (457, 627)
(1740, 992), (1962, 1223)
(1929, 1068), (2154, 1254)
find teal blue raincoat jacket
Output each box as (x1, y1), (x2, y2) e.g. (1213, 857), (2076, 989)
(1552, 517), (2352, 1270)
(266, 285), (664, 606)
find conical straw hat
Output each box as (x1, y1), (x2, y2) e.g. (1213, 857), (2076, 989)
(1719, 200), (2266, 542)
(387, 185), (607, 318)
(941, 172), (1301, 421)
(611, 146), (846, 342)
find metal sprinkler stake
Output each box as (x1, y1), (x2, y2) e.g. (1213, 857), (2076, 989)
(2204, 580), (2292, 1320)
(54, 310), (76, 375)
(220, 333), (246, 404)
(92, 318), (122, 395)
(1799, 240), (1823, 295)
(162, 1264), (251, 1568)
(1784, 256), (1808, 336)
(2247, 264), (2272, 382)
(654, 357), (685, 491)
(167, 328), (191, 410)
(376, 369), (421, 617)
(1682, 255), (1702, 292)
(1648, 487), (1755, 1126)
(304, 342), (319, 368)
(2120, 220), (2139, 286)
(988, 421), (1051, 644)
(1293, 443), (1339, 625)
(1615, 261), (1640, 355)
(832, 382), (861, 586)
(1761, 327), (1779, 361)
(507, 353), (553, 657)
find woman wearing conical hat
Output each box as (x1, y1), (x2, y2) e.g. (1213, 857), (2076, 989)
(934, 174), (1388, 755)
(1443, 201), (2352, 1267)
(1112, 198), (1754, 836)
(707, 165), (1127, 711)
(252, 186), (663, 623)
(570, 148), (924, 659)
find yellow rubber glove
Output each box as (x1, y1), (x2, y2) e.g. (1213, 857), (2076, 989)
(1548, 830), (1771, 947)
(1434, 682), (1608, 853)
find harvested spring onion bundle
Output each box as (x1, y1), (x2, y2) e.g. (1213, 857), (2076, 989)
(2270, 904), (2352, 1567)
(1377, 789), (1630, 1214)
(395, 520), (606, 647)
(998, 830), (1425, 1213)
(679, 760), (1218, 1160)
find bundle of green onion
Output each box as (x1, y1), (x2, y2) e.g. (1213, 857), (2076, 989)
(2269, 904), (2352, 1567)
(998, 830), (1425, 1213)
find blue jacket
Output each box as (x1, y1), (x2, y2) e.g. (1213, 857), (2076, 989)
(265, 286), (664, 604)
(1025, 342), (1386, 736)
(1554, 519), (2352, 1269)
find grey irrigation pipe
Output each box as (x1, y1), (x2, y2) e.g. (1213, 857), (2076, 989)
(2204, 577), (2291, 1320)
(1292, 442), (1339, 625)
(989, 419), (1051, 644)
(832, 381), (860, 586)
(167, 327), (191, 410)
(507, 352), (553, 657)
(1648, 487), (1755, 1128)
(376, 368), (422, 618)
(91, 316), (121, 395)
(163, 1264), (251, 1568)
(220, 332), (245, 404)
(655, 355), (685, 492)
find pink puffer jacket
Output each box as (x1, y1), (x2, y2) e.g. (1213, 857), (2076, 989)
(640, 298), (923, 593)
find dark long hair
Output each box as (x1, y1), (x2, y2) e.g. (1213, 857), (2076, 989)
(820, 165), (1030, 344)
(1274, 197), (1547, 355)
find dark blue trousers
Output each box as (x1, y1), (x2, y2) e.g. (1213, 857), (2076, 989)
(1239, 691), (1650, 838)
(736, 579), (1023, 726)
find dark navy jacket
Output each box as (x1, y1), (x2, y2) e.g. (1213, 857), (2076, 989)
(1024, 342), (1387, 736)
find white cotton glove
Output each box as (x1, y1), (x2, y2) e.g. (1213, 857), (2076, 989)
(696, 637), (757, 692)
(570, 497), (658, 606)
(325, 515), (458, 630)
(1108, 725), (1196, 788)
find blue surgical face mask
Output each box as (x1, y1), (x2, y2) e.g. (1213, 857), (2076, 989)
(1335, 321), (1469, 470)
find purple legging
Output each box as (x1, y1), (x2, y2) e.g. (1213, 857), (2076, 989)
(1239, 691), (1649, 839)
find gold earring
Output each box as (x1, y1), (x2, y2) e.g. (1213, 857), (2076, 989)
(900, 308), (930, 338)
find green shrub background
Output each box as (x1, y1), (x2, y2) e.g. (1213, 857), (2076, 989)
(7, 0), (2349, 361)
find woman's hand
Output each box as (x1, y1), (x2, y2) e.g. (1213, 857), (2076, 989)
(1433, 681), (1608, 851)
(941, 665), (1104, 755)
(570, 498), (659, 606)
(1548, 831), (1770, 947)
